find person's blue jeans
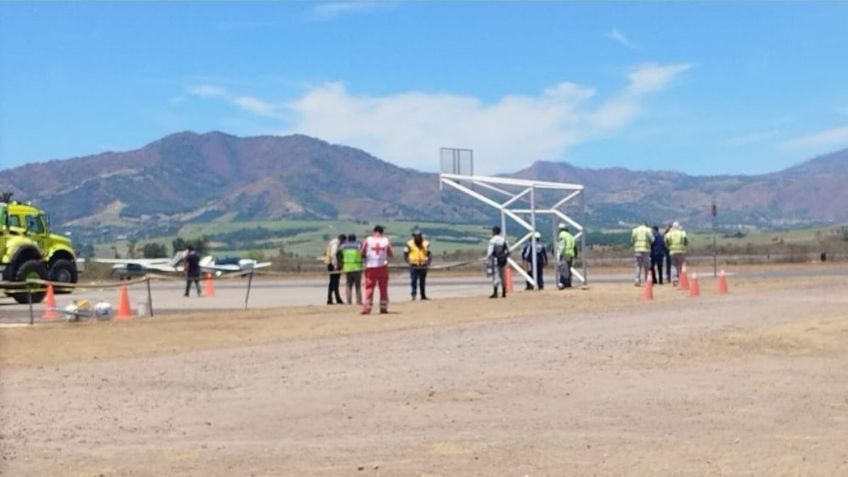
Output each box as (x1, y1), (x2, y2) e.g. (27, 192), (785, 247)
(410, 267), (428, 299)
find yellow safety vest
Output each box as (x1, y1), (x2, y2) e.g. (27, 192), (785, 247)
(405, 239), (430, 266)
(558, 231), (576, 258)
(665, 229), (688, 255)
(632, 225), (652, 253)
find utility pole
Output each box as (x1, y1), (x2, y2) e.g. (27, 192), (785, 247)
(711, 200), (718, 278)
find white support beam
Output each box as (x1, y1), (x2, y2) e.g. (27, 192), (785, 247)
(501, 187), (532, 208)
(441, 178), (534, 231)
(553, 190), (582, 210)
(439, 171), (587, 285)
(551, 209), (584, 232)
(441, 173), (583, 191)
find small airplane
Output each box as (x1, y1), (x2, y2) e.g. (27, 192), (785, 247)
(93, 254), (271, 280)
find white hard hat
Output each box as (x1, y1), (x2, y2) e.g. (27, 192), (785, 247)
(533, 231), (541, 239)
(672, 221), (681, 229)
(558, 222), (567, 229)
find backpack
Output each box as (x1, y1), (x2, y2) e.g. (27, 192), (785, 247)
(493, 241), (510, 267)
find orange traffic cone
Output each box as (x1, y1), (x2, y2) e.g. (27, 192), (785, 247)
(641, 276), (654, 301)
(116, 285), (133, 320)
(42, 283), (60, 320)
(717, 269), (729, 295)
(505, 267), (514, 293)
(678, 263), (689, 290)
(203, 273), (216, 297)
(689, 272), (700, 297)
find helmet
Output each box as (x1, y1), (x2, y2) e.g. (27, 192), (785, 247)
(558, 222), (567, 230)
(533, 231), (541, 239)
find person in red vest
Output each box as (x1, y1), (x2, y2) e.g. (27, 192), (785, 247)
(360, 225), (393, 314)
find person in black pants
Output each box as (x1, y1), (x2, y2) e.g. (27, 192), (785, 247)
(184, 245), (202, 297)
(325, 234), (345, 304)
(650, 225), (668, 285)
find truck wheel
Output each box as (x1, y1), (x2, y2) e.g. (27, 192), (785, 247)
(10, 259), (49, 304)
(49, 259), (78, 294)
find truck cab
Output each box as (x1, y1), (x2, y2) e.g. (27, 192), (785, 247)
(0, 202), (49, 303)
(5, 200), (80, 292)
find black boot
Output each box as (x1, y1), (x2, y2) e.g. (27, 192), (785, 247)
(501, 285), (507, 298)
(489, 287), (498, 298)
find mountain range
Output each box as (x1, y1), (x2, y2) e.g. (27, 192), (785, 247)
(1, 131), (846, 237)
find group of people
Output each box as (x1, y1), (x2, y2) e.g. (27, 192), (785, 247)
(324, 226), (432, 314)
(631, 221), (689, 286)
(486, 222), (578, 297)
(320, 220), (584, 310)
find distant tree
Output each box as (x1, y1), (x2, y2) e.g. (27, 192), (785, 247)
(172, 236), (209, 256)
(172, 237), (187, 256)
(246, 250), (266, 261)
(142, 242), (168, 258)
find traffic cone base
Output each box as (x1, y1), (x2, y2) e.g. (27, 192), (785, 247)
(42, 283), (60, 320)
(116, 285), (133, 320)
(717, 269), (729, 295)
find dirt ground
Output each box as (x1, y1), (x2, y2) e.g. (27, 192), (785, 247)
(1, 272), (847, 476)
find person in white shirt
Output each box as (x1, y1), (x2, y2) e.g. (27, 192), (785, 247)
(486, 225), (510, 298)
(359, 225), (393, 314)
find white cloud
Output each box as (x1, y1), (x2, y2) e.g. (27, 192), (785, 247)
(781, 125), (848, 152)
(233, 96), (279, 117)
(311, 1), (386, 19)
(606, 28), (635, 49)
(188, 84), (227, 97)
(626, 63), (692, 95)
(284, 63), (691, 174)
(186, 85), (284, 118)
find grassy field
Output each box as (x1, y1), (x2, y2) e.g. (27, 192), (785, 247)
(97, 219), (496, 259)
(92, 218), (848, 261)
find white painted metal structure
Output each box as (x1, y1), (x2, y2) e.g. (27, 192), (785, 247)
(438, 148), (587, 289)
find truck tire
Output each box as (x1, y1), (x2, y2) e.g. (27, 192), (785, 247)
(10, 259), (49, 304)
(49, 259), (78, 294)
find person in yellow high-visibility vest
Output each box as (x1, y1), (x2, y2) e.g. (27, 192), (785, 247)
(631, 221), (654, 286)
(338, 233), (363, 305)
(556, 223), (577, 289)
(664, 221), (689, 286)
(403, 228), (431, 300)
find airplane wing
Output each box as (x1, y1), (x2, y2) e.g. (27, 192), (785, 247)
(202, 259), (272, 273)
(92, 258), (173, 266)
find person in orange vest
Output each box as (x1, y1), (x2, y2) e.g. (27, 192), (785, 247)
(404, 228), (431, 300)
(360, 225), (393, 314)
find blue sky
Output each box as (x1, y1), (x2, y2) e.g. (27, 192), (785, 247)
(1, 2), (847, 175)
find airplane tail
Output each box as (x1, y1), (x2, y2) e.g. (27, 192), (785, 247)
(169, 251), (185, 267)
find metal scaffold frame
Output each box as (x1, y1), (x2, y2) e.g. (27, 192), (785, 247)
(438, 172), (588, 289)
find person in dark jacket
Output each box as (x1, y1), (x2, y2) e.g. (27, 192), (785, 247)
(650, 226), (668, 285)
(521, 232), (548, 290)
(184, 245), (202, 297)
